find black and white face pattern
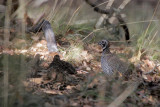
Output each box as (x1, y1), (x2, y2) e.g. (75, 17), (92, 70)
(98, 40), (110, 50)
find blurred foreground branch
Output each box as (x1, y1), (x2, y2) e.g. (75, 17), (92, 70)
(3, 0), (12, 106)
(0, 5), (5, 13)
(108, 82), (140, 107)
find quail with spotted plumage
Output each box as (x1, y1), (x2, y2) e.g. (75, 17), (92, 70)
(98, 40), (128, 76)
(47, 55), (76, 75)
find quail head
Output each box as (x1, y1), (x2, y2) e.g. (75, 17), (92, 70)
(98, 40), (128, 76)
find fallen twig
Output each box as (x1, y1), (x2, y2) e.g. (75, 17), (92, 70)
(144, 64), (160, 75)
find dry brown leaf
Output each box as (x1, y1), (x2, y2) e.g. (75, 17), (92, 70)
(29, 78), (43, 84)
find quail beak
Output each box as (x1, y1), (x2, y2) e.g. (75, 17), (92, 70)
(97, 42), (101, 48)
(98, 41), (102, 46)
(97, 42), (103, 52)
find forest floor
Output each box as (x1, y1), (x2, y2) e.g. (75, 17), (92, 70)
(1, 0), (160, 106)
(0, 31), (160, 107)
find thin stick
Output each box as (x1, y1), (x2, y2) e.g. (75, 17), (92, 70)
(82, 28), (105, 41)
(122, 20), (159, 25)
(96, 1), (109, 7)
(67, 5), (82, 27)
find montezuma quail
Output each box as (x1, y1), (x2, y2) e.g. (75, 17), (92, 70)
(98, 40), (128, 76)
(47, 55), (76, 74)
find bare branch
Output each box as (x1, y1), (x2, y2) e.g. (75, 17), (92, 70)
(118, 0), (131, 10)
(95, 0), (115, 28)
